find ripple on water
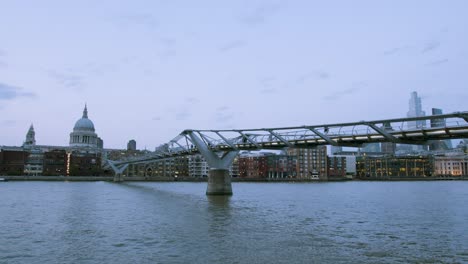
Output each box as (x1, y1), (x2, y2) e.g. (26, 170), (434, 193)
(348, 242), (368, 249)
(124, 238), (139, 242)
(112, 243), (126, 247)
(363, 251), (393, 258)
(1, 254), (34, 260)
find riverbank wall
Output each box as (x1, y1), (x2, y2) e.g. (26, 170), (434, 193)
(2, 175), (467, 182)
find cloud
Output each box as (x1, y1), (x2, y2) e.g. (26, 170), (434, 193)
(175, 110), (190, 121)
(216, 106), (229, 111)
(241, 2), (281, 26)
(422, 41), (440, 53)
(186, 97), (199, 104)
(116, 13), (158, 30)
(48, 70), (85, 90)
(260, 76), (276, 86)
(425, 58), (448, 66)
(215, 112), (235, 123)
(215, 106), (235, 123)
(167, 100), (198, 121)
(1, 120), (16, 126)
(258, 76), (278, 94)
(260, 88), (277, 94)
(0, 49), (6, 67)
(219, 40), (246, 52)
(160, 38), (176, 48)
(0, 82), (37, 100)
(323, 83), (364, 101)
(166, 106), (191, 121)
(157, 49), (177, 61)
(296, 71), (330, 84)
(383, 46), (410, 56)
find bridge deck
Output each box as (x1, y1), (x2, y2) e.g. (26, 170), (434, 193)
(111, 112), (468, 166)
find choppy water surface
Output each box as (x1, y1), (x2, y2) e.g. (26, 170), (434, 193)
(1, 181), (467, 263)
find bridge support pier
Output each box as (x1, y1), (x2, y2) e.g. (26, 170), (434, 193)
(114, 173), (124, 182)
(108, 161), (128, 183)
(187, 131), (239, 196)
(207, 169), (232, 195)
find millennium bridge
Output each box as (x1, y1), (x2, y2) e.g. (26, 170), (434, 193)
(107, 112), (468, 195)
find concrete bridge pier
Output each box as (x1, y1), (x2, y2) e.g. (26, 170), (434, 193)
(187, 131), (238, 195)
(113, 173), (124, 182)
(207, 169), (232, 195)
(108, 161), (128, 183)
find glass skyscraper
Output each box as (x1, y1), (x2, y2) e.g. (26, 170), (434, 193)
(407, 91), (426, 129)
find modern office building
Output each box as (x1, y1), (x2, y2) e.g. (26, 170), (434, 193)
(127, 140), (137, 151)
(330, 146), (343, 155)
(404, 91), (427, 152)
(407, 91), (426, 129)
(428, 108), (453, 151)
(24, 148), (43, 176)
(188, 154), (209, 178)
(361, 143), (381, 153)
(356, 156), (432, 179)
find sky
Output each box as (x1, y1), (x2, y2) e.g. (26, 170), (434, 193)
(1, 0), (467, 150)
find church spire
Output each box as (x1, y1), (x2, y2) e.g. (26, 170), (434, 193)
(83, 104), (88, 118)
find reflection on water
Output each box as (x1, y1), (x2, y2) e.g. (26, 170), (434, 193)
(1, 181), (468, 263)
(207, 195), (231, 208)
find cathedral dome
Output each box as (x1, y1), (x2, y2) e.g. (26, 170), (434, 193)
(73, 105), (95, 132)
(74, 118), (95, 131)
(70, 105), (101, 149)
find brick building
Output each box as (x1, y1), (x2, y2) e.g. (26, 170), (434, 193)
(327, 156), (347, 179)
(267, 155), (296, 179)
(0, 149), (28, 175)
(287, 146), (328, 180)
(43, 149), (67, 176)
(68, 151), (102, 176)
(238, 155), (269, 178)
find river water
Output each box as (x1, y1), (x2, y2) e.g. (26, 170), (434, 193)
(1, 181), (467, 263)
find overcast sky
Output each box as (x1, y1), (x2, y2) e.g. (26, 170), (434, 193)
(1, 0), (467, 149)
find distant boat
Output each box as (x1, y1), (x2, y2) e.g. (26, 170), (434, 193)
(0, 178), (7, 182)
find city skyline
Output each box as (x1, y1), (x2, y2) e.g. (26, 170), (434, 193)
(1, 0), (467, 149)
